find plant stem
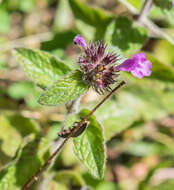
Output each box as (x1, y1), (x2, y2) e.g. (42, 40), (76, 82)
(21, 81), (126, 190)
(119, 0), (174, 45)
(138, 0), (153, 21)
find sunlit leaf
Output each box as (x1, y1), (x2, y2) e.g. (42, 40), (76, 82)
(38, 70), (89, 106)
(7, 81), (34, 99)
(13, 48), (72, 89)
(111, 17), (147, 55)
(0, 115), (21, 157)
(0, 8), (11, 33)
(69, 0), (113, 28)
(0, 135), (50, 190)
(54, 0), (73, 32)
(73, 109), (106, 179)
(95, 92), (141, 140)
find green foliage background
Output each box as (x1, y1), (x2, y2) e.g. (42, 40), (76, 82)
(0, 0), (174, 189)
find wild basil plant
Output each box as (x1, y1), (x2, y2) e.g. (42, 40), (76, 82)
(12, 35), (152, 189)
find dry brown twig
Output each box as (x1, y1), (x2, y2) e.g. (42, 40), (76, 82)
(21, 81), (126, 190)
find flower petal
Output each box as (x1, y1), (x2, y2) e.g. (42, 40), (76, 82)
(74, 35), (87, 48)
(115, 59), (136, 72)
(115, 52), (152, 79)
(132, 53), (146, 63)
(131, 70), (144, 79)
(141, 60), (152, 76)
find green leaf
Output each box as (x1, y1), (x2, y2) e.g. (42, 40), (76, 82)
(6, 113), (40, 137)
(0, 135), (50, 190)
(7, 81), (42, 108)
(18, 0), (36, 13)
(0, 114), (22, 157)
(104, 20), (116, 44)
(126, 0), (143, 10)
(82, 172), (101, 188)
(54, 170), (85, 187)
(54, 0), (73, 32)
(153, 40), (174, 66)
(7, 0), (36, 13)
(75, 19), (96, 41)
(61, 141), (79, 166)
(146, 53), (174, 82)
(144, 180), (174, 190)
(13, 48), (72, 89)
(161, 88), (174, 114)
(41, 30), (77, 51)
(7, 81), (34, 99)
(153, 0), (172, 10)
(38, 70), (89, 106)
(125, 141), (165, 156)
(96, 181), (119, 190)
(151, 0), (174, 27)
(68, 0), (113, 28)
(0, 8), (11, 34)
(73, 109), (106, 179)
(0, 112), (40, 166)
(124, 84), (167, 120)
(69, 0), (113, 39)
(163, 9), (174, 26)
(111, 17), (147, 55)
(95, 93), (140, 140)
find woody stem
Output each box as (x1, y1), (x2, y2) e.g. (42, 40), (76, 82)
(21, 80), (126, 190)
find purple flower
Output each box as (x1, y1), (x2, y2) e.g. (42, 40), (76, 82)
(74, 35), (119, 94)
(73, 35), (152, 93)
(115, 53), (152, 79)
(172, 0), (174, 6)
(74, 35), (87, 48)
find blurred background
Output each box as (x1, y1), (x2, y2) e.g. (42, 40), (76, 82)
(1, 0), (174, 189)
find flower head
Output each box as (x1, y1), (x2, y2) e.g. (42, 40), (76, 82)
(73, 35), (152, 93)
(172, 0), (174, 6)
(74, 35), (119, 94)
(115, 53), (152, 79)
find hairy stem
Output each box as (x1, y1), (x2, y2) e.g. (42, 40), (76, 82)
(36, 97), (81, 188)
(138, 0), (153, 21)
(21, 81), (126, 190)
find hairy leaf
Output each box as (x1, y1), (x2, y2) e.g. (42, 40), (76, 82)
(0, 135), (50, 190)
(73, 109), (106, 179)
(0, 113), (39, 165)
(38, 70), (88, 106)
(13, 48), (72, 89)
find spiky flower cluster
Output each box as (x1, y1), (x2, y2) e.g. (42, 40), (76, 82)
(74, 35), (152, 94)
(74, 35), (119, 94)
